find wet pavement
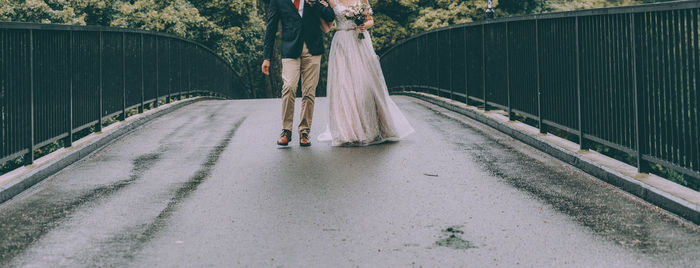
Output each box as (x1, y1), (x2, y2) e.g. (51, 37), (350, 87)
(0, 97), (698, 267)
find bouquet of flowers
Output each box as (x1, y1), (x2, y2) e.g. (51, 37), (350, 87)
(343, 3), (373, 39)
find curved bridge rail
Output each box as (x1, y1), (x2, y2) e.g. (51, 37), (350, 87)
(0, 22), (246, 167)
(380, 0), (699, 186)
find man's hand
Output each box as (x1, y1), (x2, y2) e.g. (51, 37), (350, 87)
(305, 0), (314, 6)
(261, 60), (270, 76)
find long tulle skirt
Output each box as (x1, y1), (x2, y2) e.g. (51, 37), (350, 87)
(318, 30), (414, 146)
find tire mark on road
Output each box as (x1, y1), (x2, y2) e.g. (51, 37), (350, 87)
(0, 107), (202, 265)
(101, 116), (247, 262)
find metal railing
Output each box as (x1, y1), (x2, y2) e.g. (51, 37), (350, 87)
(1, 22), (246, 167)
(380, 1), (699, 184)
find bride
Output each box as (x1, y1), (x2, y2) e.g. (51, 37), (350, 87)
(318, 0), (414, 146)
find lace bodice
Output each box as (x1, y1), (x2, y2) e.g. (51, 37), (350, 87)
(333, 0), (362, 30)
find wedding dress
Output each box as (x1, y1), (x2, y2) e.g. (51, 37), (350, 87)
(318, 0), (414, 146)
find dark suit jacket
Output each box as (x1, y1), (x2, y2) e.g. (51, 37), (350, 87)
(263, 0), (335, 60)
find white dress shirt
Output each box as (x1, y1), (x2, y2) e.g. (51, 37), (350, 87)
(293, 0), (304, 17)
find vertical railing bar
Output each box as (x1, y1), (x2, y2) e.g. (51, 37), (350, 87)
(435, 32), (439, 96)
(482, 24), (488, 111)
(97, 30), (103, 132)
(673, 10), (683, 166)
(0, 29), (4, 157)
(603, 15), (610, 146)
(626, 14), (635, 151)
(25, 29), (35, 165)
(448, 29), (453, 100)
(67, 30), (73, 147)
(643, 12), (653, 166)
(188, 43), (192, 98)
(614, 14), (621, 147)
(632, 12), (647, 173)
(661, 11), (671, 164)
(673, 10), (686, 168)
(688, 8), (698, 173)
(576, 16), (586, 150)
(506, 22), (513, 120)
(179, 41), (183, 100)
(681, 9), (692, 170)
(570, 18), (576, 132)
(463, 26), (469, 102)
(621, 14), (630, 150)
(590, 16), (598, 143)
(612, 14), (620, 149)
(155, 36), (159, 108)
(121, 32), (126, 121)
(693, 9), (699, 173)
(580, 17), (588, 141)
(651, 12), (660, 162)
(536, 19), (545, 133)
(663, 11), (676, 163)
(666, 11), (679, 163)
(167, 38), (171, 104)
(140, 33), (144, 113)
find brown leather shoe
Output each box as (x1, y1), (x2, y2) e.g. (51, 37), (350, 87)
(300, 133), (311, 147)
(277, 130), (291, 146)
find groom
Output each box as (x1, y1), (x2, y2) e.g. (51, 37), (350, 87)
(262, 0), (335, 147)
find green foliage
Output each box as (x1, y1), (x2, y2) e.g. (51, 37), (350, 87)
(498, 0), (547, 14)
(111, 0), (217, 40)
(369, 14), (408, 54)
(368, 1), (500, 53)
(545, 0), (642, 11)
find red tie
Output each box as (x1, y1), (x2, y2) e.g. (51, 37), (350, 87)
(294, 0), (300, 10)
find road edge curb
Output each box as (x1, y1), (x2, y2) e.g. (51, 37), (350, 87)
(397, 91), (699, 225)
(0, 97), (218, 205)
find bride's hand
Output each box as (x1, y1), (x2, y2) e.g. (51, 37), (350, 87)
(357, 23), (367, 32)
(357, 20), (373, 32)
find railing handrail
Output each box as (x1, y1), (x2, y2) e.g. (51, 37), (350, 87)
(0, 21), (238, 76)
(380, 0), (700, 59)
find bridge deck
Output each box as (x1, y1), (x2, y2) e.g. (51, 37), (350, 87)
(0, 97), (698, 266)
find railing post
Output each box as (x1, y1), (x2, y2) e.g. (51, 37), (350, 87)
(24, 29), (35, 165)
(536, 19), (546, 134)
(67, 31), (73, 147)
(576, 16), (586, 150)
(139, 33), (144, 113)
(120, 32), (126, 121)
(482, 24), (488, 111)
(631, 13), (648, 173)
(97, 31), (103, 132)
(506, 22), (513, 121)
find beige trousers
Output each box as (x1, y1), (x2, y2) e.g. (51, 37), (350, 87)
(281, 43), (322, 135)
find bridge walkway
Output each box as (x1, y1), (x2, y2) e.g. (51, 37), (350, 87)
(0, 97), (698, 267)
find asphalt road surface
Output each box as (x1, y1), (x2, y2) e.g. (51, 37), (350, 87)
(0, 97), (698, 267)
